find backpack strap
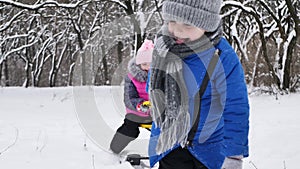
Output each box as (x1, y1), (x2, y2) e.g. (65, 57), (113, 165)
(186, 51), (220, 147)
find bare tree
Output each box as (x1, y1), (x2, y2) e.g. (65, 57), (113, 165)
(0, 0), (298, 92)
(222, 0), (300, 93)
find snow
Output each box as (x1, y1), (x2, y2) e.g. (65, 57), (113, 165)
(0, 86), (299, 169)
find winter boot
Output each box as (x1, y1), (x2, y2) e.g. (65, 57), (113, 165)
(110, 132), (136, 154)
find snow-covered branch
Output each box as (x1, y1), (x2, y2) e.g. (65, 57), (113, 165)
(222, 1), (255, 13)
(0, 40), (39, 64)
(0, 0), (84, 10)
(0, 31), (34, 47)
(106, 0), (127, 10)
(230, 10), (249, 62)
(0, 10), (24, 32)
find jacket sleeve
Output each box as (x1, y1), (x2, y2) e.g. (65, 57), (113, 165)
(215, 49), (250, 158)
(146, 69), (151, 93)
(124, 75), (144, 111)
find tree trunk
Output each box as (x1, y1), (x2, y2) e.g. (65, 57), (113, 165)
(4, 60), (9, 86)
(81, 52), (86, 85)
(49, 55), (57, 87)
(24, 60), (30, 88)
(117, 41), (123, 64)
(124, 0), (142, 52)
(283, 36), (297, 90)
(68, 63), (75, 86)
(102, 45), (108, 85)
(284, 0), (300, 91)
(257, 19), (281, 89)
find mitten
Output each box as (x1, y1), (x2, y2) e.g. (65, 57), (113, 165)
(221, 156), (243, 169)
(137, 101), (151, 112)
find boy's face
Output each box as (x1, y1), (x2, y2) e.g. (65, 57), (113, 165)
(168, 21), (205, 44)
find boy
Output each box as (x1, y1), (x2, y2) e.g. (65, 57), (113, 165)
(148, 0), (249, 169)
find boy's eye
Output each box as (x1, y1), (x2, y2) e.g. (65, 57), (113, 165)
(183, 24), (193, 28)
(168, 21), (193, 29)
(169, 21), (176, 24)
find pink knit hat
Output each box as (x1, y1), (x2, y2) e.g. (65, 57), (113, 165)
(136, 39), (154, 65)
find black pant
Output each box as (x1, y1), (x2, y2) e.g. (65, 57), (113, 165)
(110, 118), (151, 154)
(117, 118), (152, 137)
(159, 147), (208, 169)
(117, 118), (140, 138)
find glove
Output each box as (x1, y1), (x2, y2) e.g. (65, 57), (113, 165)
(221, 156), (243, 169)
(137, 101), (151, 112)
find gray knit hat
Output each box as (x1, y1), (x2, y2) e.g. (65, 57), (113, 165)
(162, 0), (222, 32)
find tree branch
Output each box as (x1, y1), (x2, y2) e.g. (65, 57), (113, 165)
(1, 40), (39, 64)
(106, 0), (127, 10)
(0, 10), (24, 32)
(0, 127), (19, 156)
(0, 0), (84, 10)
(286, 0), (300, 36)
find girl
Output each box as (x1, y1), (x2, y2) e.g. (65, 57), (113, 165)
(110, 39), (154, 154)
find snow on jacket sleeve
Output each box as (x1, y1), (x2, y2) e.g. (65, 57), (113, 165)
(124, 75), (144, 111)
(215, 39), (250, 158)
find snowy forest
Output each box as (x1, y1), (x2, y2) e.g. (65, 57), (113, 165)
(0, 0), (299, 93)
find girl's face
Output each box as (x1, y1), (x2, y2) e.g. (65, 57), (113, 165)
(140, 62), (151, 71)
(168, 21), (205, 44)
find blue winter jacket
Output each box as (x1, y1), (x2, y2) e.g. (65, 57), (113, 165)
(148, 37), (249, 169)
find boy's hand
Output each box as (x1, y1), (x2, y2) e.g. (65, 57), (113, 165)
(137, 101), (151, 112)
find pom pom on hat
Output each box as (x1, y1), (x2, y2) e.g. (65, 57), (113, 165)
(136, 39), (154, 65)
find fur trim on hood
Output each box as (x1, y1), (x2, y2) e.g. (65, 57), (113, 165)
(127, 57), (148, 82)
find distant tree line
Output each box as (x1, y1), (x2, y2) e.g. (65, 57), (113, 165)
(0, 0), (299, 93)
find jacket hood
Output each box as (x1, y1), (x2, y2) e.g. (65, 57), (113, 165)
(127, 57), (148, 82)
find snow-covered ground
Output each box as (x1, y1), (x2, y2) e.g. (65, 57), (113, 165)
(0, 86), (299, 169)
